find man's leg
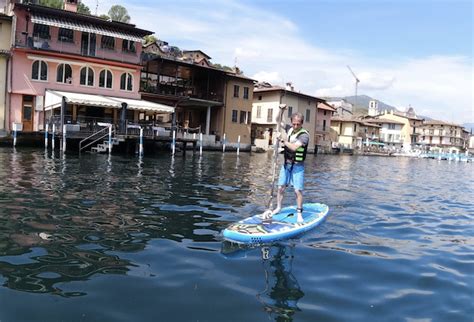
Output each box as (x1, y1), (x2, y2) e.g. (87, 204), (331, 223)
(293, 165), (305, 222)
(272, 185), (285, 215)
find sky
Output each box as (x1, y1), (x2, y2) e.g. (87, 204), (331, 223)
(83, 0), (473, 124)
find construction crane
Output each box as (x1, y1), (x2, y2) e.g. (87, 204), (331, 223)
(347, 65), (360, 110)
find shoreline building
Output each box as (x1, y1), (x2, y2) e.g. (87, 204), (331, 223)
(141, 41), (255, 149)
(418, 120), (467, 153)
(251, 82), (333, 153)
(7, 0), (173, 145)
(371, 107), (424, 151)
(326, 98), (353, 116)
(0, 11), (12, 136)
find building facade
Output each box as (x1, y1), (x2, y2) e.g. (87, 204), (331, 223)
(418, 120), (467, 153)
(8, 1), (167, 136)
(141, 42), (254, 148)
(0, 12), (11, 135)
(374, 108), (424, 151)
(252, 83), (326, 153)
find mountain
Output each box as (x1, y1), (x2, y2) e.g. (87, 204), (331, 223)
(324, 95), (398, 116)
(342, 95), (398, 115)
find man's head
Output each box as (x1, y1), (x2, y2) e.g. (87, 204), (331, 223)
(291, 112), (304, 130)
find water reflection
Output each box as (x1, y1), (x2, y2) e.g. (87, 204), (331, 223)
(258, 244), (304, 321)
(221, 242), (304, 322)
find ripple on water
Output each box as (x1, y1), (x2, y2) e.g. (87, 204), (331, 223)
(0, 150), (473, 321)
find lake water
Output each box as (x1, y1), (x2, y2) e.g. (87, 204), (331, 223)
(0, 147), (473, 322)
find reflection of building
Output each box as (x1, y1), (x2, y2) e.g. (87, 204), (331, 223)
(0, 12), (12, 135)
(258, 245), (304, 320)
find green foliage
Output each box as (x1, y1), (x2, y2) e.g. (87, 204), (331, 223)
(212, 63), (234, 72)
(39, 0), (63, 9)
(144, 35), (157, 45)
(77, 3), (91, 14)
(99, 14), (110, 20)
(108, 5), (131, 23)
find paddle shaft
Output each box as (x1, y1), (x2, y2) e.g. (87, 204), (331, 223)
(267, 105), (287, 210)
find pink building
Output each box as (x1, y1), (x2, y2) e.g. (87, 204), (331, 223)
(8, 0), (172, 134)
(315, 101), (336, 150)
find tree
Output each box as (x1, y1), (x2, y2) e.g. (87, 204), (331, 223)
(39, 0), (63, 9)
(99, 14), (110, 20)
(144, 35), (157, 45)
(108, 5), (131, 23)
(77, 3), (91, 14)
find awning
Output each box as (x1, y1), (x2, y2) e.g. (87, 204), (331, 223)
(31, 14), (144, 42)
(44, 90), (174, 113)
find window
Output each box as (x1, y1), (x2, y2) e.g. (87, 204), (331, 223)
(33, 24), (50, 39)
(122, 40), (136, 53)
(58, 28), (74, 43)
(101, 36), (115, 50)
(323, 119), (326, 131)
(267, 108), (273, 123)
(56, 64), (72, 83)
(256, 106), (261, 118)
(99, 69), (113, 89)
(232, 110), (238, 123)
(247, 111), (251, 124)
(287, 106), (293, 118)
(233, 85), (239, 98)
(243, 87), (249, 99)
(353, 124), (357, 132)
(120, 73), (133, 91)
(306, 109), (310, 122)
(324, 110), (327, 116)
(240, 111), (246, 124)
(80, 67), (94, 86)
(258, 95), (262, 100)
(32, 60), (47, 81)
(389, 124), (395, 130)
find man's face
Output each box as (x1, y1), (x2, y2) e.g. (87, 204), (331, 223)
(292, 117), (303, 131)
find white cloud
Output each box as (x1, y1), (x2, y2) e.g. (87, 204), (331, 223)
(82, 0), (473, 124)
(252, 71), (282, 83)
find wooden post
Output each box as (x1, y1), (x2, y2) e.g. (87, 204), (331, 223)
(237, 135), (240, 155)
(222, 133), (226, 153)
(199, 132), (203, 155)
(45, 123), (49, 148)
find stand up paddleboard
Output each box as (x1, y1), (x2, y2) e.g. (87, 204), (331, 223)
(223, 203), (329, 244)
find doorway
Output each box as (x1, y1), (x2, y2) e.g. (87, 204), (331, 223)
(22, 95), (34, 132)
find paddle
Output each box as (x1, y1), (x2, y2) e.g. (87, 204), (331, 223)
(263, 103), (287, 218)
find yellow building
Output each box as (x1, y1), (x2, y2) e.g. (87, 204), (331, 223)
(330, 116), (361, 149)
(252, 83), (326, 153)
(376, 108), (424, 151)
(0, 13), (12, 135)
(219, 73), (254, 147)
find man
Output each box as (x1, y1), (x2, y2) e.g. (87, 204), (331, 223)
(271, 112), (309, 222)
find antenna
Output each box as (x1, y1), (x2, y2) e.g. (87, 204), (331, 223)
(347, 65), (360, 110)
(95, 0), (98, 16)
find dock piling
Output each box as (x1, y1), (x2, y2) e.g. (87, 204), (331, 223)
(139, 127), (144, 155)
(45, 124), (49, 148)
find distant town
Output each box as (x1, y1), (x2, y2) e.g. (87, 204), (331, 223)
(1, 0), (473, 156)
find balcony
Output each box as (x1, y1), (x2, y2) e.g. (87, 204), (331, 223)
(14, 31), (140, 64)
